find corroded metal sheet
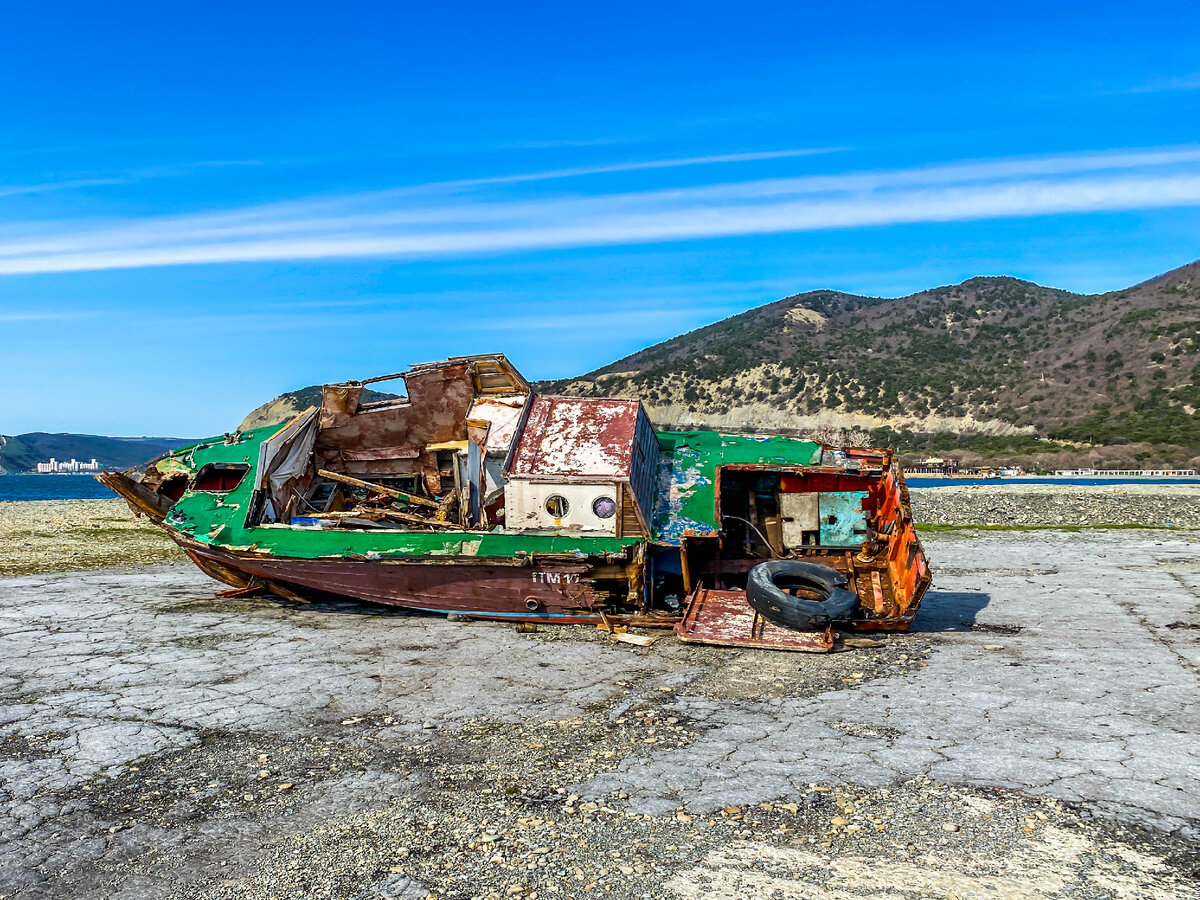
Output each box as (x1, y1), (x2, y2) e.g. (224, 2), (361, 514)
(675, 588), (835, 652)
(179, 537), (617, 622)
(818, 490), (869, 545)
(651, 444), (716, 545)
(315, 363), (478, 487)
(508, 396), (642, 479)
(467, 396), (527, 453)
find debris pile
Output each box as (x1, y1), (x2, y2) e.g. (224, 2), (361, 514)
(301, 469), (459, 530)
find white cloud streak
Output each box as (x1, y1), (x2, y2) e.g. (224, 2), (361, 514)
(0, 310), (100, 322)
(408, 147), (846, 192)
(0, 159), (262, 200)
(1, 148), (1198, 275)
(1122, 71), (1200, 94)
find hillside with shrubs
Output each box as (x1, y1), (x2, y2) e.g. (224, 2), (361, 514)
(545, 260), (1200, 469)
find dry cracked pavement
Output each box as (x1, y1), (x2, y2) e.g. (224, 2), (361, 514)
(1, 531), (1198, 899)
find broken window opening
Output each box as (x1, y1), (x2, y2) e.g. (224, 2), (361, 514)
(192, 464), (250, 493)
(159, 474), (189, 503)
(545, 495), (570, 518)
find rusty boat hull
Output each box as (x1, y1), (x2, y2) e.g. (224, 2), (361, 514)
(173, 532), (654, 625)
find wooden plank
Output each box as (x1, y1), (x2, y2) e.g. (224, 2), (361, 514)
(299, 509), (388, 520)
(381, 509), (459, 529)
(615, 482), (624, 539)
(264, 580), (311, 603)
(298, 507), (458, 530)
(316, 469), (440, 508)
(612, 632), (658, 647)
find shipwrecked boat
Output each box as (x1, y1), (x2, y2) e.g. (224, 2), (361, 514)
(99, 354), (930, 651)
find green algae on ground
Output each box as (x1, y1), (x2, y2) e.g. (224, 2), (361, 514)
(0, 499), (183, 576)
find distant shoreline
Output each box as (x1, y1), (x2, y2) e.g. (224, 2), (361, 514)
(6, 472), (100, 480)
(907, 475), (1200, 488)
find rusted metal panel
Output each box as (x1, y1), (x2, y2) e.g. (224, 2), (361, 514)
(818, 491), (869, 545)
(319, 384), (364, 429)
(508, 396), (643, 479)
(505, 396), (659, 536)
(467, 396), (527, 453)
(316, 362), (478, 488)
(780, 492), (819, 547)
(176, 535), (627, 624)
(675, 588), (834, 652)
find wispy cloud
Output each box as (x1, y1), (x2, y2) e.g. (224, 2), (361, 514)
(1, 147), (1199, 275)
(417, 147), (845, 192)
(0, 176), (128, 199)
(0, 159), (262, 200)
(494, 136), (639, 150)
(136, 302), (744, 335)
(0, 310), (100, 323)
(1122, 71), (1200, 94)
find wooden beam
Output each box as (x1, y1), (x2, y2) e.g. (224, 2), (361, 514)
(381, 508), (459, 529)
(306, 506), (458, 530)
(316, 469), (440, 508)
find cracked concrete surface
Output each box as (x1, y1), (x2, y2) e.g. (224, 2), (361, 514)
(592, 532), (1200, 832)
(1, 532), (1198, 898)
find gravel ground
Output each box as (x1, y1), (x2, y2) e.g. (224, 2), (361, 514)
(910, 483), (1200, 529)
(1, 531), (1199, 899)
(0, 499), (182, 577)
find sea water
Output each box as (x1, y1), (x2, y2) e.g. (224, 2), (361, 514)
(0, 474), (117, 502)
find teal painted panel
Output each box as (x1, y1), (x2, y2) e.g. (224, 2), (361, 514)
(818, 491), (868, 546)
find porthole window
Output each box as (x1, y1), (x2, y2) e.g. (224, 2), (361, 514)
(545, 495), (570, 518)
(592, 496), (617, 519)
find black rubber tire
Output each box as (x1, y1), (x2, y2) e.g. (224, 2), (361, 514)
(746, 560), (860, 631)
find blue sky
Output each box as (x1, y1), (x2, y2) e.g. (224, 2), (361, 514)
(2, 1), (1199, 436)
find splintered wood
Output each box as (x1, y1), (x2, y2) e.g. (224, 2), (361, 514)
(313, 469), (455, 529)
(316, 469), (440, 508)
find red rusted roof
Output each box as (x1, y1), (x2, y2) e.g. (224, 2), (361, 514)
(508, 396), (642, 479)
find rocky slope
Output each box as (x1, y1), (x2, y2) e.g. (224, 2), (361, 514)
(239, 385), (400, 431)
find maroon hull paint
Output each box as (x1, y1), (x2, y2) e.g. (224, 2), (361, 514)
(177, 538), (622, 623)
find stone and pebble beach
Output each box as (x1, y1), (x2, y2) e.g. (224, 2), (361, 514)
(909, 483), (1200, 529)
(0, 498), (183, 577)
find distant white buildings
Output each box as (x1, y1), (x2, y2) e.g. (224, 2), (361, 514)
(35, 457), (101, 474)
(1054, 468), (1197, 477)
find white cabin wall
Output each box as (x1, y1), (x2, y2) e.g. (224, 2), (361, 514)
(504, 481), (620, 534)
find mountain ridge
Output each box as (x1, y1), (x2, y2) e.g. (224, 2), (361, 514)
(542, 259), (1200, 466)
